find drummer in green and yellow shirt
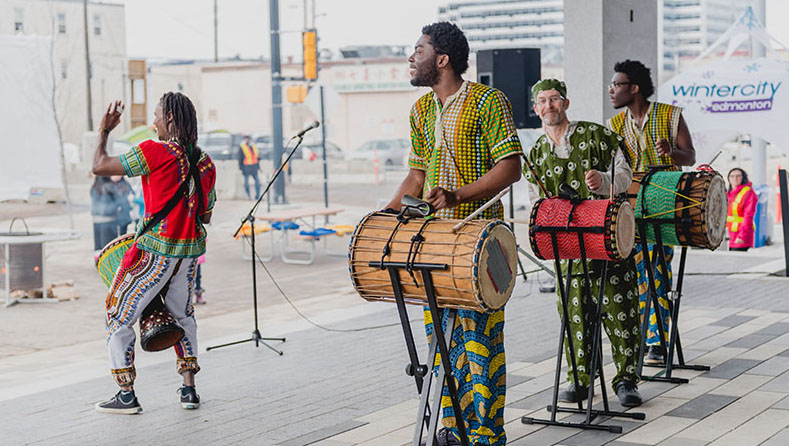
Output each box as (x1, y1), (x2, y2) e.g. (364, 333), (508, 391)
(523, 79), (644, 408)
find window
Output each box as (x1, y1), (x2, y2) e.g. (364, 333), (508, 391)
(132, 79), (146, 104)
(93, 14), (102, 36)
(14, 8), (23, 32)
(57, 13), (66, 34)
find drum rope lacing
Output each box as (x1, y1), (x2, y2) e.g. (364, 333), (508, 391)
(404, 219), (431, 288)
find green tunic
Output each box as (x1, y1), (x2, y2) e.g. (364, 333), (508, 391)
(523, 121), (641, 389)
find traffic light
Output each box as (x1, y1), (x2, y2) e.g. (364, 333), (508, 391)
(302, 30), (318, 80)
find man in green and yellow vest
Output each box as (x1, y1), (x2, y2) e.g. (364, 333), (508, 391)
(238, 135), (261, 199)
(524, 78), (643, 408)
(607, 59), (696, 366)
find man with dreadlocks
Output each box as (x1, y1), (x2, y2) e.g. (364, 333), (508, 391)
(91, 93), (216, 414)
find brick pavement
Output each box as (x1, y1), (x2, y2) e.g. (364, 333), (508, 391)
(2, 189), (789, 445)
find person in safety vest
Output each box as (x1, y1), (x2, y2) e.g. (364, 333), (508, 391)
(238, 135), (261, 199)
(726, 167), (757, 251)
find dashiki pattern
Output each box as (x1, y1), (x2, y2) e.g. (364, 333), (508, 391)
(607, 102), (682, 347)
(410, 81), (522, 446)
(607, 102), (682, 171)
(408, 80), (523, 220)
(120, 140), (217, 258)
(106, 244), (199, 386)
(523, 121), (641, 389)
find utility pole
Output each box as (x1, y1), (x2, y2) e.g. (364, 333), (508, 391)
(213, 0), (218, 62)
(82, 0), (93, 131)
(269, 0), (286, 203)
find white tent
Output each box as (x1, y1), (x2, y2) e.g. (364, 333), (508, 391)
(658, 57), (789, 162)
(0, 35), (63, 201)
(657, 7), (789, 164)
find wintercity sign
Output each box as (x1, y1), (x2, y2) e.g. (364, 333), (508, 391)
(659, 57), (789, 156)
(671, 78), (782, 113)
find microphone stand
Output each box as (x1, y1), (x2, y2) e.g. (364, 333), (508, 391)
(206, 134), (310, 354)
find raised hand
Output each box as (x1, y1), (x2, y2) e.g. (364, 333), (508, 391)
(100, 100), (125, 133)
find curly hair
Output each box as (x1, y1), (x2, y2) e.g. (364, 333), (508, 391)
(614, 59), (654, 99)
(421, 22), (469, 76)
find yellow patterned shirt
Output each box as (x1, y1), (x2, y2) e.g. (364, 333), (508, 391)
(408, 81), (523, 219)
(607, 101), (682, 172)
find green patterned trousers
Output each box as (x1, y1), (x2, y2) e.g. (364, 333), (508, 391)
(556, 258), (641, 390)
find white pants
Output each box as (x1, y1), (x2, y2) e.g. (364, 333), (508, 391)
(105, 248), (199, 386)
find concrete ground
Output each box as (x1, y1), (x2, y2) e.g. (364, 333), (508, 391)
(1, 176), (789, 445)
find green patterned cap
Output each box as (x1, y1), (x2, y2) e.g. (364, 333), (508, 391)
(531, 79), (567, 102)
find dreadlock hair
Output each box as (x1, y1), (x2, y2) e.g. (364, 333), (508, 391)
(421, 22), (469, 76)
(159, 91), (204, 216)
(614, 59), (655, 99)
(159, 92), (198, 152)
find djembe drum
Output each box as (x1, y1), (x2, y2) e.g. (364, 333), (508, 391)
(528, 197), (635, 261)
(97, 234), (185, 352)
(626, 170), (727, 250)
(348, 212), (517, 313)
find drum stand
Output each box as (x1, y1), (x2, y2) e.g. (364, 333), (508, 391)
(635, 221), (709, 384)
(369, 259), (471, 446)
(522, 230), (645, 433)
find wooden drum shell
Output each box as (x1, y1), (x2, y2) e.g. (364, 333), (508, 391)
(348, 212), (517, 313)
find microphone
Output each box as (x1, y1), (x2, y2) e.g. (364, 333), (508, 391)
(295, 121), (320, 138)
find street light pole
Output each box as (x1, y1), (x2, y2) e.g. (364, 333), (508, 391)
(269, 0), (286, 203)
(82, 0), (93, 131)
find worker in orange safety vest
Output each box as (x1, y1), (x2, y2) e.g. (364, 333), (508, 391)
(238, 135), (261, 199)
(726, 167), (758, 251)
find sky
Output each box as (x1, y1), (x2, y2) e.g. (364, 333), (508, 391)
(112, 0), (789, 61)
(116, 0), (443, 60)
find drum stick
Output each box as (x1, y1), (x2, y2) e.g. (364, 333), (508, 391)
(522, 155), (549, 197)
(452, 188), (510, 232)
(707, 150), (722, 165)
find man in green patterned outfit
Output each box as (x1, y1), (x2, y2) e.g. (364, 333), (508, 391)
(385, 22), (522, 446)
(523, 79), (643, 407)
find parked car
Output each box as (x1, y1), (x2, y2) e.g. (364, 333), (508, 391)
(197, 131), (244, 160)
(346, 139), (410, 166)
(297, 140), (344, 160)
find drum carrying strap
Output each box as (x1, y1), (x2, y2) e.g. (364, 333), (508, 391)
(137, 145), (205, 239)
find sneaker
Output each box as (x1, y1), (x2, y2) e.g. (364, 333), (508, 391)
(615, 380), (643, 407)
(95, 390), (142, 414)
(419, 428), (462, 446)
(558, 382), (589, 403)
(178, 385), (200, 409)
(644, 345), (665, 365)
(194, 289), (206, 305)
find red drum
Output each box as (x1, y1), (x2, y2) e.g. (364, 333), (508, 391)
(529, 198), (635, 261)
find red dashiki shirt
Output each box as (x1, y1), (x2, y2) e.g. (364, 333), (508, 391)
(119, 140), (217, 258)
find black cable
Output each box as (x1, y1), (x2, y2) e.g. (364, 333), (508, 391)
(243, 234), (420, 332)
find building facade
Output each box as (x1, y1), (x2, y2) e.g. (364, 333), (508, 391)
(146, 57), (471, 153)
(661, 0), (753, 76)
(0, 0), (127, 146)
(438, 0), (755, 81)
